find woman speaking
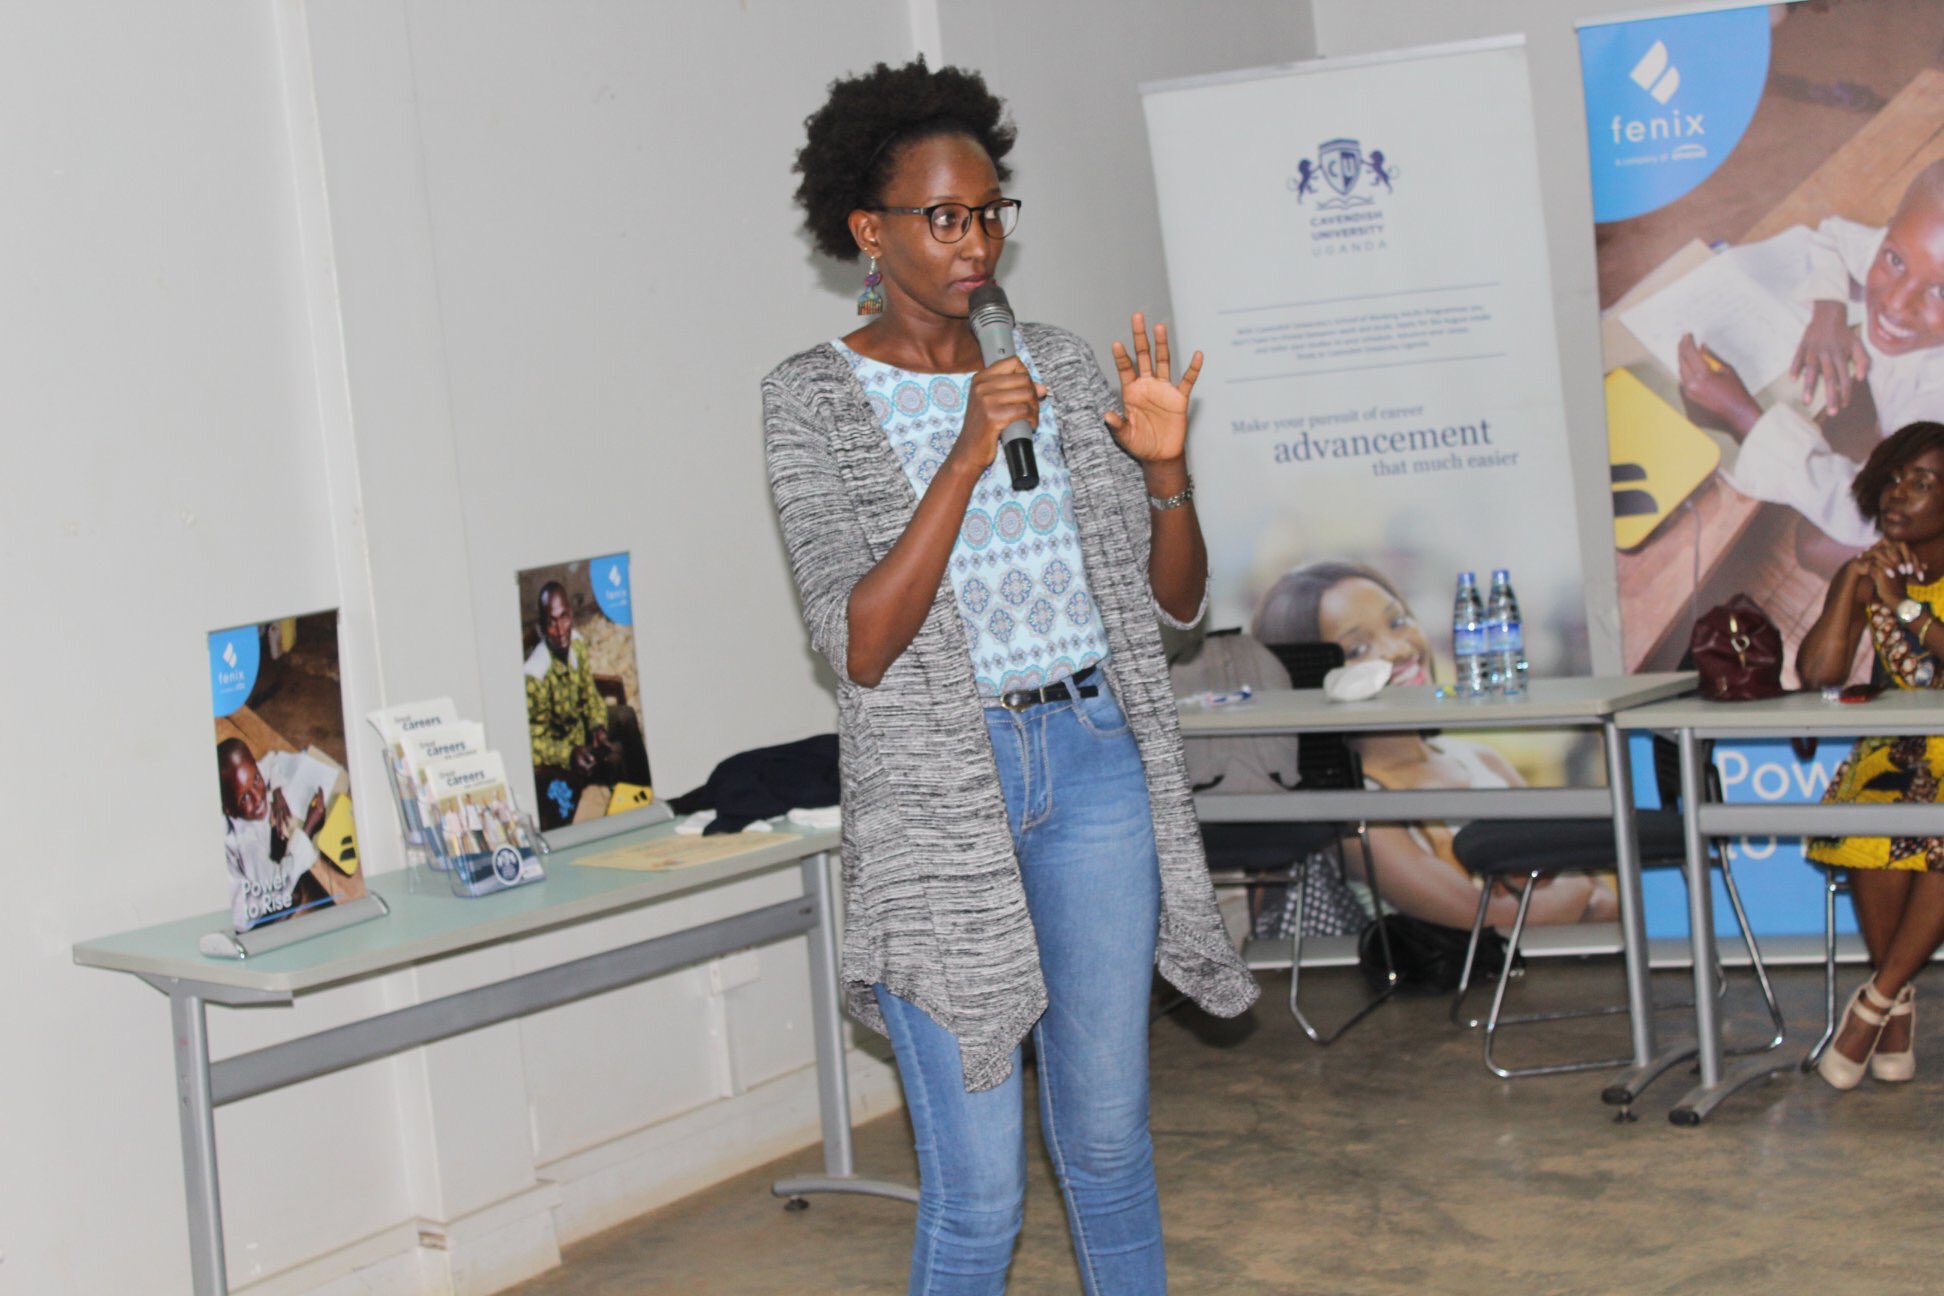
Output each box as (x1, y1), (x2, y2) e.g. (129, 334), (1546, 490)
(762, 59), (1255, 1295)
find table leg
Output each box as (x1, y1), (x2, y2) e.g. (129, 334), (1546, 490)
(170, 986), (228, 1295)
(1600, 722), (1700, 1109)
(1681, 727), (1724, 1092)
(771, 852), (917, 1206)
(1606, 721), (1655, 1067)
(1667, 728), (1792, 1126)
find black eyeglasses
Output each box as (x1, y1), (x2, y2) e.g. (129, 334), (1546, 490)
(867, 198), (1022, 244)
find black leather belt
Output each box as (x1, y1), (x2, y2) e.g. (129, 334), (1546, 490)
(991, 665), (1100, 712)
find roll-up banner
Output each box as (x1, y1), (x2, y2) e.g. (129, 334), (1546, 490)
(1145, 40), (1621, 938)
(1580, 1), (1944, 938)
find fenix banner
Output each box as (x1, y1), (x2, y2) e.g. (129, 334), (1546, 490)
(1581, 1), (1944, 939)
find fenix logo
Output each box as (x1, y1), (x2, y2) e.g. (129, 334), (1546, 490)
(1629, 40), (1679, 103)
(1608, 39), (1704, 156)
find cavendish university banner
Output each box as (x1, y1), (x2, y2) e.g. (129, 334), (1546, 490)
(1581, 0), (1944, 939)
(1145, 40), (1624, 938)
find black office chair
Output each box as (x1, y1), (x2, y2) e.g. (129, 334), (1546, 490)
(1448, 734), (1785, 1079)
(1801, 864), (1853, 1075)
(1198, 640), (1397, 1044)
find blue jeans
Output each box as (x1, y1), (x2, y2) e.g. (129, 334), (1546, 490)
(876, 679), (1165, 1295)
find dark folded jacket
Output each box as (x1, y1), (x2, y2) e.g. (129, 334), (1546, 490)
(667, 734), (838, 834)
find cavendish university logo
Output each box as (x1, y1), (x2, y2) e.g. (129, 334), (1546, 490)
(1609, 40), (1706, 163)
(1288, 137), (1396, 209)
(1288, 138), (1393, 258)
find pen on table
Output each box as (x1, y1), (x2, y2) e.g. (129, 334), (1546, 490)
(1186, 685), (1253, 707)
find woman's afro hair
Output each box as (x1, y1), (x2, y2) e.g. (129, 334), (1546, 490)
(793, 57), (1016, 262)
(1853, 420), (1944, 523)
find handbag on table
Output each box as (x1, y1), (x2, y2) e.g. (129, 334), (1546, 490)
(1689, 595), (1786, 702)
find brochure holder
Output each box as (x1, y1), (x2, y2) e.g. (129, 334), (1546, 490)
(198, 892), (390, 960)
(420, 750), (551, 897)
(367, 699), (464, 872)
(430, 808), (547, 897)
(385, 786), (443, 870)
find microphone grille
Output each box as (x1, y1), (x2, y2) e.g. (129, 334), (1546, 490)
(967, 281), (1012, 327)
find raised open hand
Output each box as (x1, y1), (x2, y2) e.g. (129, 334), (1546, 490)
(1104, 313), (1203, 463)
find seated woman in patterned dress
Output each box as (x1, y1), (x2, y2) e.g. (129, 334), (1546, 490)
(1799, 421), (1944, 1089)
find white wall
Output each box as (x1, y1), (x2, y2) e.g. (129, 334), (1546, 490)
(1313, 0), (1630, 671)
(2, 2), (1315, 1293)
(0, 4), (415, 1293)
(6, 2), (918, 1293)
(395, 0), (902, 802)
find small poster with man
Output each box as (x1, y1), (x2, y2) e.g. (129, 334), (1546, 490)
(516, 553), (655, 832)
(208, 611), (365, 932)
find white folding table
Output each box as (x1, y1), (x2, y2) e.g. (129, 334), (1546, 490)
(1179, 673), (1696, 1098)
(1618, 689), (1944, 1123)
(72, 822), (913, 1295)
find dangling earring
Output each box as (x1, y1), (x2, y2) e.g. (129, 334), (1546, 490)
(856, 256), (884, 316)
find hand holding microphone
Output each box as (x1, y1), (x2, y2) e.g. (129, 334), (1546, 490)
(967, 282), (1041, 491)
(961, 290), (1202, 489)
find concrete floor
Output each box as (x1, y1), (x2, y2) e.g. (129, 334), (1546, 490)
(505, 962), (1944, 1295)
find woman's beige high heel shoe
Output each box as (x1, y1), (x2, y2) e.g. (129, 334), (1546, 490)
(1869, 983), (1917, 1083)
(1818, 979), (1896, 1090)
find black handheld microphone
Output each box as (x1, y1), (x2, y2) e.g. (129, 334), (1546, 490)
(966, 281), (1040, 492)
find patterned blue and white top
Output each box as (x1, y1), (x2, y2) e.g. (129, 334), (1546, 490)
(833, 334), (1111, 699)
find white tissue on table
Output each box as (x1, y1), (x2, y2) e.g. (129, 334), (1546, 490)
(787, 805), (842, 829)
(1322, 659), (1390, 702)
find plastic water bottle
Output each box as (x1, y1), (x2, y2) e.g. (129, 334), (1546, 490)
(1452, 572), (1490, 699)
(1487, 568), (1527, 698)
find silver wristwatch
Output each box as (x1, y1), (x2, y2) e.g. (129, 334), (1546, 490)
(1146, 474), (1194, 511)
(1896, 597), (1926, 626)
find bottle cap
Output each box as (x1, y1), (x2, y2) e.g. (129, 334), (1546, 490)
(1458, 571), (1475, 584)
(1492, 568), (1510, 581)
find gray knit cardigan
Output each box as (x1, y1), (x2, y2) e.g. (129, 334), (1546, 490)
(762, 322), (1258, 1091)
